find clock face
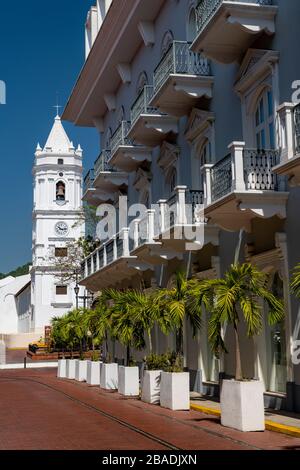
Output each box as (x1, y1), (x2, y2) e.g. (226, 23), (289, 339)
(55, 222), (69, 237)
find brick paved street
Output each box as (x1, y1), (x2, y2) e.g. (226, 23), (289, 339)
(0, 368), (300, 450)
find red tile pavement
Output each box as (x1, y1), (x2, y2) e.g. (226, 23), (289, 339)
(0, 368), (299, 450)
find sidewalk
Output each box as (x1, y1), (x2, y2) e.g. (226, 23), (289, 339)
(190, 394), (300, 438)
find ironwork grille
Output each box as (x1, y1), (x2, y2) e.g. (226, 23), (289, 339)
(110, 121), (132, 157)
(94, 150), (114, 177)
(98, 249), (104, 269)
(83, 169), (94, 193)
(117, 235), (123, 258)
(153, 41), (210, 93)
(138, 216), (148, 246)
(243, 149), (279, 190)
(130, 86), (159, 126)
(106, 241), (114, 265)
(294, 104), (300, 154)
(186, 189), (204, 223)
(211, 154), (233, 202)
(196, 0), (273, 33)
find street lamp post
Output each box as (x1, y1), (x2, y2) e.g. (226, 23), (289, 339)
(74, 270), (80, 309)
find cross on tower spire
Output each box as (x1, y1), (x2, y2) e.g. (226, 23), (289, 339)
(53, 92), (62, 117)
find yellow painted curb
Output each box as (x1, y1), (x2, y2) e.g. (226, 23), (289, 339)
(190, 404), (300, 438)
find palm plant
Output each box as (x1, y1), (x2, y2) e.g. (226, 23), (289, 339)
(65, 308), (88, 358)
(193, 263), (284, 381)
(291, 263), (300, 298)
(154, 270), (203, 356)
(103, 289), (146, 366)
(83, 299), (111, 354)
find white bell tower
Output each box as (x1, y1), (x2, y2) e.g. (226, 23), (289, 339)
(31, 114), (84, 333)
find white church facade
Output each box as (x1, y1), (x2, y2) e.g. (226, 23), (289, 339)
(0, 115), (84, 347)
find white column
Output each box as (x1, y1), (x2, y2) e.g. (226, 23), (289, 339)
(158, 199), (167, 233)
(277, 103), (295, 162)
(133, 219), (140, 250)
(147, 209), (156, 243)
(228, 141), (246, 192)
(122, 228), (130, 257)
(113, 236), (117, 261)
(202, 164), (214, 206)
(175, 186), (187, 225)
(103, 245), (107, 267)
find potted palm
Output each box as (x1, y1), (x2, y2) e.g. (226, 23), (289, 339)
(197, 263), (284, 432)
(52, 316), (68, 379)
(102, 289), (145, 394)
(141, 353), (166, 405)
(155, 271), (202, 410)
(65, 309), (87, 380)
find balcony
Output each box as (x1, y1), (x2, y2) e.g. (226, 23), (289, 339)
(273, 103), (300, 187)
(191, 0), (278, 64)
(128, 86), (178, 146)
(109, 121), (152, 172)
(80, 228), (137, 291)
(150, 41), (213, 117)
(202, 142), (288, 232)
(82, 169), (97, 205)
(93, 149), (128, 202)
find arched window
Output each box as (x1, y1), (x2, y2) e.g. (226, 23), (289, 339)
(255, 88), (275, 150)
(116, 106), (125, 126)
(56, 181), (66, 201)
(199, 139), (212, 166)
(169, 167), (177, 194)
(105, 127), (112, 149)
(136, 72), (148, 96)
(161, 30), (174, 57)
(187, 7), (197, 42)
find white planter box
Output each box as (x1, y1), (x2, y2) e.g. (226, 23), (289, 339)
(160, 372), (190, 411)
(57, 359), (67, 378)
(118, 366), (139, 396)
(221, 379), (265, 432)
(86, 361), (102, 385)
(141, 370), (162, 404)
(66, 359), (77, 380)
(100, 363), (118, 390)
(75, 360), (88, 382)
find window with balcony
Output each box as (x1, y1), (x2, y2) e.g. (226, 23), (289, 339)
(187, 6), (197, 42)
(255, 89), (275, 150)
(136, 71), (148, 96)
(169, 167), (178, 194)
(161, 30), (174, 58)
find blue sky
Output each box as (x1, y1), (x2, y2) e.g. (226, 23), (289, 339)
(0, 0), (99, 273)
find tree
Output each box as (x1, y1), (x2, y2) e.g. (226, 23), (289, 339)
(154, 270), (203, 356)
(66, 308), (89, 357)
(83, 299), (111, 353)
(103, 289), (146, 365)
(193, 263), (284, 381)
(291, 263), (300, 298)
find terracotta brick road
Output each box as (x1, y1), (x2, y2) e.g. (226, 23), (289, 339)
(0, 368), (299, 450)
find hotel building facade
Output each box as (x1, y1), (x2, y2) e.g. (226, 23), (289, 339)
(63, 0), (300, 412)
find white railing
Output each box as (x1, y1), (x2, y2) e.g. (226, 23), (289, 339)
(130, 86), (159, 127)
(195, 0), (273, 34)
(202, 142), (280, 205)
(153, 41), (210, 94)
(110, 121), (132, 157)
(94, 150), (113, 177)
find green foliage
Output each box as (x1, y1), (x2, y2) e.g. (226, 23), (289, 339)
(145, 351), (184, 373)
(0, 262), (31, 280)
(192, 263), (284, 380)
(291, 263), (300, 299)
(91, 350), (100, 362)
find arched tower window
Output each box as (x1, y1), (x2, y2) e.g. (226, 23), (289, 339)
(161, 30), (174, 58)
(187, 7), (197, 42)
(254, 88), (275, 150)
(56, 181), (66, 201)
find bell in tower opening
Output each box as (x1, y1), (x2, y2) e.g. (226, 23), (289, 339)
(56, 181), (66, 202)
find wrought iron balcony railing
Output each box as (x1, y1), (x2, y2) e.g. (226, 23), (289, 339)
(110, 121), (132, 157)
(195, 0), (273, 34)
(294, 103), (300, 154)
(130, 86), (160, 127)
(210, 148), (279, 203)
(153, 41), (210, 94)
(83, 169), (94, 194)
(94, 149), (114, 177)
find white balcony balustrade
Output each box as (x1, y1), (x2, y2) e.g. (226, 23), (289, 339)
(150, 41), (213, 117)
(273, 102), (300, 187)
(108, 121), (152, 172)
(82, 169), (98, 206)
(203, 142), (288, 232)
(191, 0), (277, 63)
(93, 149), (128, 201)
(81, 228), (136, 291)
(128, 85), (178, 146)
